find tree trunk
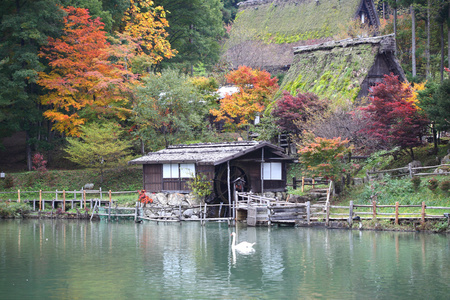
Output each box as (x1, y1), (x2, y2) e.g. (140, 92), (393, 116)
(394, 2), (398, 56)
(441, 22), (445, 82)
(26, 130), (32, 171)
(411, 5), (416, 78)
(426, 0), (431, 79)
(448, 3), (450, 71)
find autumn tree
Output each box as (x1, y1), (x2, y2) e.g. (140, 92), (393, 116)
(359, 74), (429, 159)
(298, 136), (353, 181)
(38, 6), (135, 136)
(122, 0), (175, 68)
(271, 90), (328, 135)
(65, 122), (133, 183)
(210, 66), (279, 132)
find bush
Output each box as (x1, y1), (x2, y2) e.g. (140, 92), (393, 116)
(439, 180), (450, 193)
(0, 202), (31, 218)
(428, 178), (439, 192)
(3, 174), (14, 189)
(411, 176), (421, 191)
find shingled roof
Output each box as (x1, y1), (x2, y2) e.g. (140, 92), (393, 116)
(129, 141), (291, 166)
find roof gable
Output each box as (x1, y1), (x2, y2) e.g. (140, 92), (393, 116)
(129, 141), (291, 166)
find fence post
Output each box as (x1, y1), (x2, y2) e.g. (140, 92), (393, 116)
(421, 202), (426, 224)
(306, 201), (311, 224)
(325, 201), (330, 226)
(408, 163), (413, 178)
(17, 189), (20, 203)
(395, 202), (399, 225)
(372, 201), (377, 220)
(301, 177), (305, 192)
(312, 178), (315, 189)
(349, 201), (354, 227)
(39, 190), (42, 211)
(293, 177), (297, 190)
(63, 190), (66, 212)
(83, 190), (86, 210)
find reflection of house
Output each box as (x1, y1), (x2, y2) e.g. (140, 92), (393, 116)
(226, 0), (380, 73)
(129, 141), (294, 203)
(280, 34), (406, 106)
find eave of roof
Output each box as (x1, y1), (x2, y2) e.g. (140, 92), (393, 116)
(128, 141), (293, 166)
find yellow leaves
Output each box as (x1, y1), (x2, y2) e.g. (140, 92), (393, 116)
(403, 81), (426, 109)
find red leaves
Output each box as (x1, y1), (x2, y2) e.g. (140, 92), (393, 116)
(138, 190), (153, 204)
(359, 74), (428, 151)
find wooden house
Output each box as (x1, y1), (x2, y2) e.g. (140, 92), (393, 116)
(279, 34), (406, 106)
(129, 141), (294, 203)
(225, 0), (380, 73)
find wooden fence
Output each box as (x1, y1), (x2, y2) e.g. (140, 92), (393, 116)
(0, 189), (138, 212)
(367, 163), (450, 179)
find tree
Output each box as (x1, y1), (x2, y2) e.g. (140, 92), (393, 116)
(131, 69), (211, 152)
(122, 0), (175, 67)
(38, 6), (135, 136)
(210, 66), (279, 131)
(298, 136), (353, 181)
(65, 122), (133, 183)
(154, 0), (224, 72)
(271, 90), (328, 135)
(359, 74), (429, 159)
(0, 0), (64, 169)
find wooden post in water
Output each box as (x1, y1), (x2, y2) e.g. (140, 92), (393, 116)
(17, 190), (20, 203)
(395, 202), (399, 225)
(421, 202), (426, 224)
(326, 201), (330, 226)
(372, 201), (377, 220)
(306, 201), (311, 224)
(39, 190), (42, 211)
(108, 190), (112, 221)
(63, 190), (66, 212)
(349, 201), (354, 227)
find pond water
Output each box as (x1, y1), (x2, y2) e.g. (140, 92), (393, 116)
(1, 219), (450, 299)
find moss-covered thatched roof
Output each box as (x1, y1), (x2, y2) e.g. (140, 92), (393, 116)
(225, 0), (379, 71)
(278, 34), (405, 108)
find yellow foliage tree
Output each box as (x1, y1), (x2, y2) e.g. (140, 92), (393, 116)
(122, 0), (176, 65)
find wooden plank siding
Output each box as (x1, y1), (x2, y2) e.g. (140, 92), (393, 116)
(143, 164), (215, 193)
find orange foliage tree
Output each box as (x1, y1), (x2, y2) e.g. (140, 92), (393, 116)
(38, 6), (136, 136)
(210, 66), (278, 130)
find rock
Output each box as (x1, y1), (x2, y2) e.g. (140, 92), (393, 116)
(168, 193), (185, 206)
(153, 193), (168, 206)
(442, 154), (450, 165)
(183, 209), (195, 218)
(84, 183), (94, 190)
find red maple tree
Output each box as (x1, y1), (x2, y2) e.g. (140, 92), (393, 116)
(359, 74), (428, 159)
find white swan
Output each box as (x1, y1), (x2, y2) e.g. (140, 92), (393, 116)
(231, 232), (255, 254)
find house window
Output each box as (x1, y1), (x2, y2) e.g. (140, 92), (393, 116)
(262, 162), (282, 180)
(163, 163), (195, 178)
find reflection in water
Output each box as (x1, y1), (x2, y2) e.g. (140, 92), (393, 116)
(1, 220), (450, 299)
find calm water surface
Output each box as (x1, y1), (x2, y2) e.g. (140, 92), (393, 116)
(1, 219), (450, 299)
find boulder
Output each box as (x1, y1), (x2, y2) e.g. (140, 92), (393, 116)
(183, 208), (195, 218)
(168, 193), (185, 206)
(153, 193), (168, 206)
(442, 154), (450, 165)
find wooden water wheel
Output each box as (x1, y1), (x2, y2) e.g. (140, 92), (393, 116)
(214, 163), (250, 203)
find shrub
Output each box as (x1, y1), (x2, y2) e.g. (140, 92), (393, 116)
(428, 178), (439, 192)
(0, 202), (31, 218)
(439, 180), (450, 193)
(3, 174), (14, 189)
(411, 176), (421, 191)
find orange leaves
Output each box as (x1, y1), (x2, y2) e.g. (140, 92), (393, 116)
(210, 66), (278, 129)
(38, 6), (135, 136)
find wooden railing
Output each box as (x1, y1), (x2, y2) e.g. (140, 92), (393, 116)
(367, 163), (450, 179)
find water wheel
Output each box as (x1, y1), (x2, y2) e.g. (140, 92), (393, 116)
(214, 163), (250, 204)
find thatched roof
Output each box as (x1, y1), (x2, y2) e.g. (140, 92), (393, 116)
(225, 0), (379, 71)
(129, 141), (291, 166)
(279, 34), (406, 107)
